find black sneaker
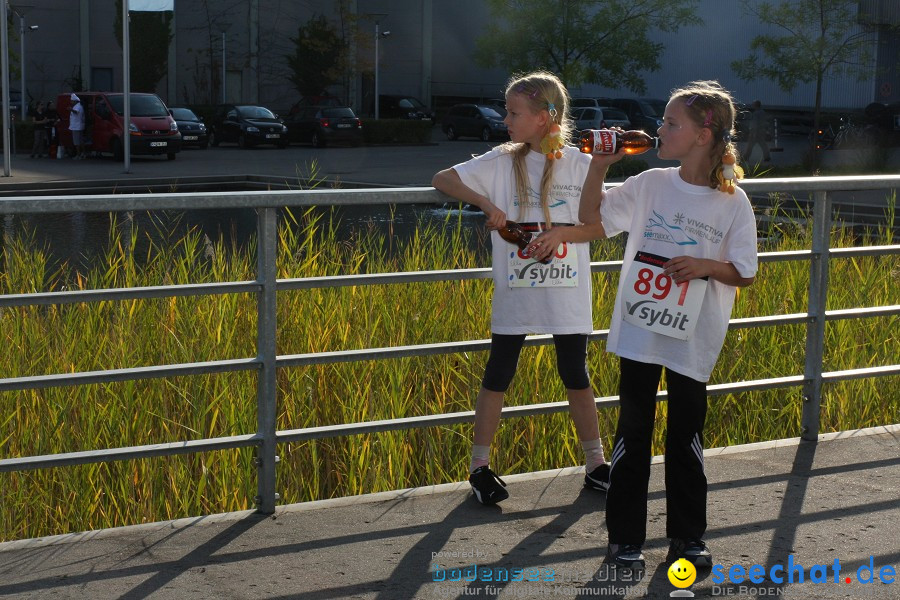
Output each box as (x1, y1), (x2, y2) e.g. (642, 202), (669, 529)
(469, 466), (508, 505)
(607, 543), (645, 571)
(669, 538), (712, 568)
(584, 463), (610, 491)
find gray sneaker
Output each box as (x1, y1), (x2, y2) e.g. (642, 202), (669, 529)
(607, 543), (645, 571)
(669, 538), (712, 568)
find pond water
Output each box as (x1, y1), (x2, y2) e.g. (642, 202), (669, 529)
(1, 203), (492, 285)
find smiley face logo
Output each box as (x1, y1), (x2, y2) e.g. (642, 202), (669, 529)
(668, 558), (697, 588)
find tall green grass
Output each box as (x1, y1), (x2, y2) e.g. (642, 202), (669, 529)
(0, 202), (897, 541)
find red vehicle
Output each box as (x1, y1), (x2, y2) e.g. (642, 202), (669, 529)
(55, 92), (182, 160)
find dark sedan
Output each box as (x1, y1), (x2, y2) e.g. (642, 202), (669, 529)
(284, 106), (363, 147)
(441, 104), (508, 141)
(168, 107), (208, 148)
(209, 105), (288, 148)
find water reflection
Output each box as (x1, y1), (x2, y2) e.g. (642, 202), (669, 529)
(2, 204), (490, 288)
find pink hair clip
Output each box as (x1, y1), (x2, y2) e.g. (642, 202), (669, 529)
(704, 110), (713, 127)
(515, 84), (539, 99)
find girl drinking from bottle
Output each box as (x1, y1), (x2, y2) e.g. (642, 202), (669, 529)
(533, 80), (757, 570)
(431, 71), (609, 505)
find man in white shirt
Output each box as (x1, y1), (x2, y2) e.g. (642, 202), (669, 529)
(68, 94), (86, 159)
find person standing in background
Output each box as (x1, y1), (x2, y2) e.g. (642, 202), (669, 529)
(68, 93), (86, 160)
(29, 101), (49, 158)
(44, 101), (58, 158)
(742, 100), (771, 162)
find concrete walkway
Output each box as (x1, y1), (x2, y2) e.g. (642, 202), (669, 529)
(0, 425), (897, 600)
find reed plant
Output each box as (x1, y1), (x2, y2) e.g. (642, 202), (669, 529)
(0, 199), (897, 541)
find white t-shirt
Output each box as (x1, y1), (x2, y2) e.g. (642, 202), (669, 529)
(601, 167), (758, 381)
(69, 102), (84, 131)
(453, 145), (594, 334)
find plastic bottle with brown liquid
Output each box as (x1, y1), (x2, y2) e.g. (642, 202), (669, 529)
(497, 221), (552, 264)
(579, 129), (659, 155)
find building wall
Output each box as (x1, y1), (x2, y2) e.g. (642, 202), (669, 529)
(8, 0), (898, 115)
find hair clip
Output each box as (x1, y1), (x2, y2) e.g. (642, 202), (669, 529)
(547, 102), (558, 118)
(685, 94), (699, 106)
(516, 84), (539, 99)
(703, 110), (713, 127)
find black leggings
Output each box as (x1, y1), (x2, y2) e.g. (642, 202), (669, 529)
(481, 333), (591, 392)
(606, 357), (708, 545)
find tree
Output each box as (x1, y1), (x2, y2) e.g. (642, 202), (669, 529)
(285, 14), (347, 99)
(730, 0), (878, 166)
(474, 0), (701, 92)
(114, 1), (174, 93)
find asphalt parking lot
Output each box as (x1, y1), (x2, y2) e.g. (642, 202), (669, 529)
(1, 127), (896, 214)
(0, 126), (820, 191)
(0, 127), (492, 189)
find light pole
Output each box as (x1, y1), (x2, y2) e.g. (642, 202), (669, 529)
(1, 0), (10, 176)
(221, 31), (226, 104)
(374, 21), (390, 120)
(19, 16), (39, 121)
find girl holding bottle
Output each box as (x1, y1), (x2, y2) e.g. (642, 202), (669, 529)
(531, 80), (757, 571)
(432, 71), (609, 505)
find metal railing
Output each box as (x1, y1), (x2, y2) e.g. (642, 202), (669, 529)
(1, 176), (899, 514)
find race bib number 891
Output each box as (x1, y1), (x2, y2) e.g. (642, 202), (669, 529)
(621, 251), (707, 340)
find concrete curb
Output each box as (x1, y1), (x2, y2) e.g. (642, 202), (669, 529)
(2, 423), (896, 552)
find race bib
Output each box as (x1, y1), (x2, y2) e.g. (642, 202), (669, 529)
(506, 224), (578, 288)
(621, 251), (707, 340)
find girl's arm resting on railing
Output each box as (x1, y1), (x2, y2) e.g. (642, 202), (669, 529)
(432, 168), (506, 229)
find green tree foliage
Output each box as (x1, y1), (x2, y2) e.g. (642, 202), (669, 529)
(114, 1), (173, 93)
(474, 0), (701, 91)
(731, 0), (879, 165)
(285, 14), (347, 99)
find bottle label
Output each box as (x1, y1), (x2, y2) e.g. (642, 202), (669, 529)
(591, 130), (617, 154)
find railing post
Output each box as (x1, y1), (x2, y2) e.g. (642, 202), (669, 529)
(801, 190), (831, 441)
(255, 207), (279, 513)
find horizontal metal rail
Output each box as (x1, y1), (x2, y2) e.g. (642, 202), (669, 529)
(1, 247), (895, 309)
(4, 303), (897, 392)
(0, 174), (897, 215)
(0, 359), (260, 392)
(0, 434), (261, 473)
(7, 364), (897, 474)
(0, 176), (898, 513)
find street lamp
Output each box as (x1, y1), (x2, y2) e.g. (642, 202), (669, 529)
(374, 22), (390, 120)
(19, 17), (39, 121)
(221, 31), (226, 104)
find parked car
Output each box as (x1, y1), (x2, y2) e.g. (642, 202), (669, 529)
(209, 105), (288, 148)
(7, 88), (22, 119)
(283, 106), (363, 147)
(483, 98), (507, 117)
(572, 106), (631, 131)
(864, 101), (900, 146)
(609, 98), (667, 134)
(441, 104), (508, 141)
(288, 95), (343, 115)
(571, 97), (614, 110)
(55, 91), (181, 160)
(379, 95), (434, 121)
(168, 106), (208, 148)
